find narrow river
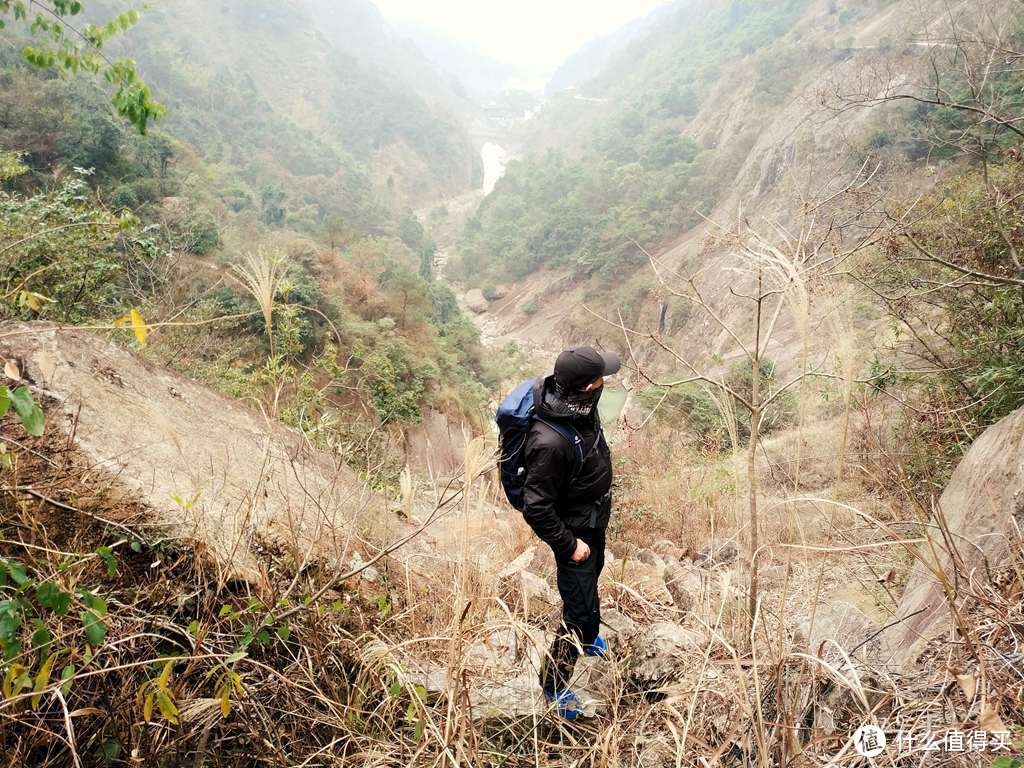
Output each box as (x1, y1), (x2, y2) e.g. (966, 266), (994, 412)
(480, 142), (509, 195)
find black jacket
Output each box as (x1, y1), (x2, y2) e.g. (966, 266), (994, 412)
(522, 375), (613, 560)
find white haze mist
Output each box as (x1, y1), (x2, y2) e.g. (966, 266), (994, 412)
(374, 0), (668, 84)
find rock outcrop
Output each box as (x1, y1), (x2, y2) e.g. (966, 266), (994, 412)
(628, 622), (708, 687)
(0, 322), (386, 578)
(695, 539), (739, 568)
(883, 406), (1024, 667)
(464, 289), (489, 314)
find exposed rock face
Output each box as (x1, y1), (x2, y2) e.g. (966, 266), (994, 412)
(607, 557), (675, 606)
(805, 600), (879, 661)
(495, 548), (558, 619)
(601, 608), (638, 648)
(628, 622), (708, 687)
(0, 322), (385, 578)
(663, 561), (701, 612)
(637, 547), (667, 572)
(464, 289), (489, 314)
(695, 539), (739, 568)
(608, 540), (639, 560)
(884, 406), (1024, 668)
(652, 538), (688, 561)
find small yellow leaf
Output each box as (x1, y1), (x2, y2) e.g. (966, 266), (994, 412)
(142, 690), (154, 723)
(219, 682), (231, 717)
(156, 691), (179, 725)
(18, 291), (54, 312)
(130, 308), (148, 345)
(31, 653), (58, 709)
(156, 659), (173, 691)
(3, 663), (28, 699)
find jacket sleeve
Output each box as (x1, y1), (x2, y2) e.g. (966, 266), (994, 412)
(522, 438), (576, 560)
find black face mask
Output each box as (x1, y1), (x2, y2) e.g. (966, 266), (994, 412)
(555, 381), (603, 417)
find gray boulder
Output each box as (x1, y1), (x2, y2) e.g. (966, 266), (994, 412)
(464, 289), (489, 314)
(628, 622), (708, 687)
(652, 538), (688, 561)
(695, 539), (739, 567)
(804, 600), (879, 660)
(882, 406), (1024, 667)
(663, 562), (701, 612)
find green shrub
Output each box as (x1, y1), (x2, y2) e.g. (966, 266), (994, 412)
(872, 161), (1024, 485)
(184, 207), (220, 255)
(638, 383), (727, 446)
(130, 177), (163, 204)
(359, 337), (426, 426)
(0, 174), (158, 323)
(637, 360), (796, 449)
(111, 183), (139, 209)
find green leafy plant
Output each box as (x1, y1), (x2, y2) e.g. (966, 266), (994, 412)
(0, 385), (43, 436)
(137, 659), (178, 724)
(0, 1), (164, 133)
(217, 597), (291, 653)
(0, 149), (27, 181)
(1, 174), (158, 324)
(206, 658), (246, 718)
(0, 552), (112, 713)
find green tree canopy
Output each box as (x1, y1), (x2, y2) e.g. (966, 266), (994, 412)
(0, 0), (163, 133)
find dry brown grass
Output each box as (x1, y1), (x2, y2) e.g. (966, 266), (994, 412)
(3, 388), (1024, 767)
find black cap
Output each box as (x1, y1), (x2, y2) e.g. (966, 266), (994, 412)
(554, 346), (621, 391)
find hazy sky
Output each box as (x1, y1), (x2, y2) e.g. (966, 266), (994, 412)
(374, 0), (667, 75)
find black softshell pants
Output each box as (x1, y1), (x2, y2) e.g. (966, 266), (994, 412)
(541, 526), (606, 695)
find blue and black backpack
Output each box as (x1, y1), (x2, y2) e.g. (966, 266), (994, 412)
(495, 378), (585, 511)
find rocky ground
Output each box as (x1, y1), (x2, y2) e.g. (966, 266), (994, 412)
(4, 320), (1022, 765)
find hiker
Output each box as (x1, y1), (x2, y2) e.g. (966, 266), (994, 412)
(515, 346), (619, 719)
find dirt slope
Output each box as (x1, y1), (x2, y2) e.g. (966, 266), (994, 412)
(1, 322), (383, 578)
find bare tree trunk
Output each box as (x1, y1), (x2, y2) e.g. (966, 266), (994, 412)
(747, 271), (763, 634)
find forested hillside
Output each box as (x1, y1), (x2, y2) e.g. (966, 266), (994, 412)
(93, 0), (479, 220)
(455, 0), (1024, 501)
(454, 0), (819, 288)
(0, 0), (503, 479)
(5, 1), (1024, 766)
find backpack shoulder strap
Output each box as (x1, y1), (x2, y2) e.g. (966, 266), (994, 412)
(534, 418), (586, 475)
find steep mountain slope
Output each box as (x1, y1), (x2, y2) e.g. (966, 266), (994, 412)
(545, 3), (674, 94)
(390, 20), (516, 102)
(93, 0), (480, 217)
(297, 0), (485, 117)
(452, 0), (953, 368)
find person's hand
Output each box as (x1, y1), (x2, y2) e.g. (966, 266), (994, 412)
(570, 539), (591, 563)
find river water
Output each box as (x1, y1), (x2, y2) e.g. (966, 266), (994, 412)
(481, 142), (509, 195)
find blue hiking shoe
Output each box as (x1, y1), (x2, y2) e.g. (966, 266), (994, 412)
(584, 635), (608, 657)
(545, 689), (586, 720)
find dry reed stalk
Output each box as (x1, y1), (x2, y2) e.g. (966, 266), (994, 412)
(232, 247), (286, 355)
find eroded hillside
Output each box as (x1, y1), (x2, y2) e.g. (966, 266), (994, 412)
(2, 0), (1024, 765)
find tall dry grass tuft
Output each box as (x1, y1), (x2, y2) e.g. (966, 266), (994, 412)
(232, 247), (286, 354)
(742, 229), (812, 488)
(827, 288), (863, 479)
(7, 404), (1024, 767)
